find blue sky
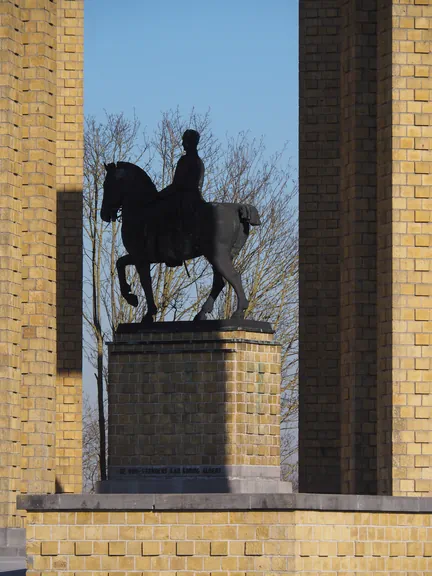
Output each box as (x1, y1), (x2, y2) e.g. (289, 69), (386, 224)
(85, 0), (299, 161)
(83, 0), (299, 401)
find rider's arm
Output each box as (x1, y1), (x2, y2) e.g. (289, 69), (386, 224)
(159, 157), (186, 198)
(172, 156), (187, 188)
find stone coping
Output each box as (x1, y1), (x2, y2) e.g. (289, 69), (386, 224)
(17, 493), (432, 513)
(116, 319), (274, 335)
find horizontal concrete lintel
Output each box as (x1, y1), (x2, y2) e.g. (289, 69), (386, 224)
(17, 493), (432, 513)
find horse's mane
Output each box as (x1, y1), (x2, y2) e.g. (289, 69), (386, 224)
(117, 161), (158, 195)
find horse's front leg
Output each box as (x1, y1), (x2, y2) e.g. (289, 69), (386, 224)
(137, 262), (157, 324)
(194, 266), (225, 321)
(116, 254), (138, 307)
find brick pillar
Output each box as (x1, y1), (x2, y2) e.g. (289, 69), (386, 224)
(55, 0), (84, 495)
(0, 0), (84, 538)
(299, 0), (431, 495)
(20, 0), (58, 498)
(299, 0), (342, 494)
(0, 0), (23, 529)
(339, 0), (378, 495)
(376, 0), (432, 496)
(100, 322), (290, 494)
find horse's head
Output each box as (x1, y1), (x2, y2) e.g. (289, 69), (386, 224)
(101, 161), (158, 222)
(101, 162), (128, 222)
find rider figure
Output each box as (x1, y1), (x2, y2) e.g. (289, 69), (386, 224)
(159, 129), (205, 265)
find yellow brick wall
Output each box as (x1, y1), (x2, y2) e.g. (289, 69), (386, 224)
(55, 0), (83, 495)
(109, 330), (280, 469)
(0, 0), (24, 529)
(25, 509), (432, 575)
(377, 0), (432, 497)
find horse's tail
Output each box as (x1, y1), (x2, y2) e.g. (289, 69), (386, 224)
(238, 204), (261, 226)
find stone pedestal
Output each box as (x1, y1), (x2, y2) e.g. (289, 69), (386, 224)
(98, 320), (291, 494)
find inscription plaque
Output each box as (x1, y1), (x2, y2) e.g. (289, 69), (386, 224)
(114, 465), (224, 478)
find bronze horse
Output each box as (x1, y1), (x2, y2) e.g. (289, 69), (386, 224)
(100, 161), (261, 323)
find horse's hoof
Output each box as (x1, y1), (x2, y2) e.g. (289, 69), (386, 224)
(194, 311), (207, 322)
(141, 313), (154, 325)
(231, 310), (246, 320)
(126, 293), (139, 307)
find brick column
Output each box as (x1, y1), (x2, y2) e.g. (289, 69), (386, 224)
(20, 0), (58, 498)
(0, 0), (23, 529)
(299, 0), (342, 494)
(377, 0), (432, 496)
(339, 0), (378, 495)
(55, 0), (84, 495)
(299, 0), (431, 495)
(0, 0), (84, 539)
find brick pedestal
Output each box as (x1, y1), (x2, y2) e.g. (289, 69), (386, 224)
(99, 321), (291, 494)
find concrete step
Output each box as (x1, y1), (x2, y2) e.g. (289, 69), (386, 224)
(0, 549), (25, 558)
(0, 554), (26, 575)
(0, 530), (25, 551)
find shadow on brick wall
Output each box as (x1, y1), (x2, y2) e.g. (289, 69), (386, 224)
(56, 188), (83, 378)
(55, 187), (83, 493)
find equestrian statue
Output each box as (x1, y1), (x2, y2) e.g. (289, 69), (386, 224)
(101, 129), (261, 323)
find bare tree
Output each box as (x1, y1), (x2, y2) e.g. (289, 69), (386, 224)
(82, 394), (104, 493)
(83, 109), (298, 489)
(83, 112), (150, 481)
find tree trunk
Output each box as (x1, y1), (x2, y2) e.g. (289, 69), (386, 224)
(97, 335), (107, 481)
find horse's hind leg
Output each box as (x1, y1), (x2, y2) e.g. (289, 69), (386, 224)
(194, 266), (225, 321)
(210, 249), (249, 320)
(137, 261), (157, 324)
(117, 254), (138, 307)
